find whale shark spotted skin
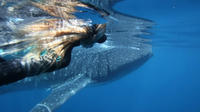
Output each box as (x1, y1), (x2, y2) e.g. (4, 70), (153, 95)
(0, 0), (154, 111)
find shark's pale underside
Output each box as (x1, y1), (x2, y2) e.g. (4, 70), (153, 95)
(0, 0), (154, 111)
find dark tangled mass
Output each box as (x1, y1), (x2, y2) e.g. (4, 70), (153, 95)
(0, 0), (107, 85)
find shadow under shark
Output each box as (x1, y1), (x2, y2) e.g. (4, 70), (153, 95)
(0, 0), (154, 111)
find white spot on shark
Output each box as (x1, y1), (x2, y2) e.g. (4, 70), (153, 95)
(98, 43), (114, 49)
(130, 47), (140, 50)
(70, 90), (75, 95)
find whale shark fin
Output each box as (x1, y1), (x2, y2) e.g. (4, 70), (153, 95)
(31, 74), (91, 112)
(104, 12), (154, 48)
(80, 0), (154, 47)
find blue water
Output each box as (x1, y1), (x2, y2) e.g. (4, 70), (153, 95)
(1, 0), (200, 112)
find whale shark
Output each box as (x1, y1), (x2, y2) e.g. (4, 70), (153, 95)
(0, 0), (154, 111)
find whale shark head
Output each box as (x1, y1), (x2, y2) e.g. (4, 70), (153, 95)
(70, 41), (152, 83)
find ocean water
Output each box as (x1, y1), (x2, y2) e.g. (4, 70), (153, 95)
(0, 0), (200, 112)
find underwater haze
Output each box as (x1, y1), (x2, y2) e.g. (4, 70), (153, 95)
(1, 0), (200, 112)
